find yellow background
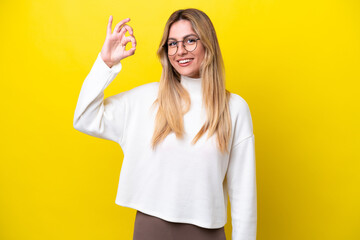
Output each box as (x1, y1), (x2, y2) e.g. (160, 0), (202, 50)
(1, 0), (359, 239)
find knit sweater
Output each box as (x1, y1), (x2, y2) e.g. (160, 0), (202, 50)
(73, 52), (257, 240)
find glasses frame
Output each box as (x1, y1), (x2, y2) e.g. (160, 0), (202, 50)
(164, 37), (201, 56)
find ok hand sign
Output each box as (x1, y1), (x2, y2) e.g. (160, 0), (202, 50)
(100, 16), (136, 68)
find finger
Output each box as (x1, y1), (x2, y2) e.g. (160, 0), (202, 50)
(118, 24), (134, 38)
(121, 36), (136, 58)
(122, 24), (134, 36)
(123, 47), (136, 58)
(121, 36), (136, 48)
(129, 35), (136, 48)
(114, 18), (130, 33)
(107, 15), (113, 36)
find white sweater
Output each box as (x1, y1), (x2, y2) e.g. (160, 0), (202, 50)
(73, 52), (257, 240)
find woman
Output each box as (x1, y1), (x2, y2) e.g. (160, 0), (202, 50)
(73, 8), (257, 240)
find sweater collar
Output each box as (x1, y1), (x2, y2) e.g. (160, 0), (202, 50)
(180, 75), (202, 97)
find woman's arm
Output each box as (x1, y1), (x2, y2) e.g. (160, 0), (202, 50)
(73, 16), (136, 145)
(226, 96), (257, 240)
(226, 134), (257, 240)
(73, 53), (127, 144)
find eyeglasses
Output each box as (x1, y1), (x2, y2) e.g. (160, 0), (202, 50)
(165, 36), (201, 56)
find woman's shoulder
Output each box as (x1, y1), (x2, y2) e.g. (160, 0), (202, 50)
(229, 92), (252, 114)
(127, 81), (159, 95)
(120, 81), (159, 101)
(229, 92), (254, 138)
(109, 82), (159, 105)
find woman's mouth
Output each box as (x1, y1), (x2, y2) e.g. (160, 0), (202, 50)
(177, 58), (194, 67)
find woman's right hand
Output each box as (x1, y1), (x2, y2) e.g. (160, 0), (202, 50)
(100, 16), (136, 68)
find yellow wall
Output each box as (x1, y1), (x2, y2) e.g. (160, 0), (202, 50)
(1, 0), (359, 239)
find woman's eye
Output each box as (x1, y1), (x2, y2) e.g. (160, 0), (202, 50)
(168, 42), (177, 47)
(187, 38), (196, 43)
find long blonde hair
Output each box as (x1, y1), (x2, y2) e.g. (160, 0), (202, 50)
(151, 8), (232, 154)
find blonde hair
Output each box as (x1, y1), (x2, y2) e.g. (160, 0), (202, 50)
(151, 8), (232, 154)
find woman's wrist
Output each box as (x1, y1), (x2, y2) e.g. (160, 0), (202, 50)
(100, 53), (113, 68)
(104, 60), (114, 68)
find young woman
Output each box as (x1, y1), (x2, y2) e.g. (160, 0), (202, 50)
(73, 8), (257, 240)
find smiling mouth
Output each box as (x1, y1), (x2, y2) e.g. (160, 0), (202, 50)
(178, 58), (193, 62)
(177, 58), (194, 66)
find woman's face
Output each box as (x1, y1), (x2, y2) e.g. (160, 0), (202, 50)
(167, 20), (205, 78)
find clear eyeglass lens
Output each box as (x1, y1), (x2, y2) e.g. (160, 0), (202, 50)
(167, 37), (197, 55)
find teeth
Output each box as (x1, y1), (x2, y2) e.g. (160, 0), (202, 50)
(179, 59), (192, 64)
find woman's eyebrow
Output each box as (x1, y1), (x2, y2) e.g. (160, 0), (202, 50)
(168, 34), (198, 41)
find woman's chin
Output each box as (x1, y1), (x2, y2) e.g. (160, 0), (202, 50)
(177, 70), (199, 78)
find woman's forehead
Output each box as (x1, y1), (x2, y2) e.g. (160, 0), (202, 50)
(168, 20), (197, 39)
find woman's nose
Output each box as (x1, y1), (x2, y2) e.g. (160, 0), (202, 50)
(177, 42), (187, 55)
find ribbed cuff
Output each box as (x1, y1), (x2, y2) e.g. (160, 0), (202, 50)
(96, 52), (122, 73)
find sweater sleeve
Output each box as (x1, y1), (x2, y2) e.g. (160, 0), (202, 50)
(226, 96), (257, 240)
(226, 134), (257, 240)
(73, 52), (128, 145)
